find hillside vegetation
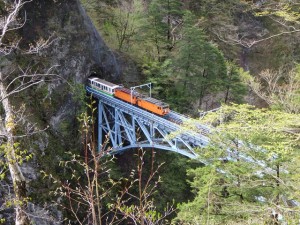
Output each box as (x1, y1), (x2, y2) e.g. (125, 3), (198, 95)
(82, 0), (300, 113)
(0, 0), (299, 224)
(80, 1), (300, 224)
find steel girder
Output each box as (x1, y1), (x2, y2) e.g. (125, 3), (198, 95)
(87, 86), (209, 159)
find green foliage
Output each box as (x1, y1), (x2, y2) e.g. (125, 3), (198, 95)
(0, 145), (8, 180)
(168, 10), (227, 113)
(0, 142), (32, 166)
(223, 61), (247, 104)
(176, 104), (300, 224)
(85, 0), (147, 54)
(147, 0), (183, 52)
(111, 148), (175, 224)
(103, 1), (143, 51)
(143, 0), (170, 61)
(144, 59), (173, 99)
(70, 81), (87, 115)
(42, 107), (121, 224)
(153, 152), (195, 213)
(0, 1), (5, 12)
(255, 1), (300, 23)
(82, 1), (248, 114)
(0, 141), (33, 224)
(242, 64), (300, 113)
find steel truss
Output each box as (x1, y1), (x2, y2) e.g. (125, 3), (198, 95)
(87, 86), (209, 159)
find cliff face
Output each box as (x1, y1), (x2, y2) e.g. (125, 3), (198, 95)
(15, 0), (122, 132)
(23, 0), (120, 80)
(1, 0), (121, 224)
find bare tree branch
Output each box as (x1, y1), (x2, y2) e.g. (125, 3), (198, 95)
(0, 0), (28, 40)
(24, 34), (59, 55)
(0, 1), (65, 224)
(0, 0), (31, 55)
(212, 1), (300, 49)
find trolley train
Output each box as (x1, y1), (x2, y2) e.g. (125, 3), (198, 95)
(88, 77), (170, 116)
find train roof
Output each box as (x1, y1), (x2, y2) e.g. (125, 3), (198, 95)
(89, 77), (120, 88)
(116, 87), (142, 97)
(116, 87), (169, 107)
(142, 97), (169, 107)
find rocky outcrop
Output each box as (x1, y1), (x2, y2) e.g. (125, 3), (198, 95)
(23, 0), (120, 80)
(1, 0), (122, 224)
(21, 0), (121, 128)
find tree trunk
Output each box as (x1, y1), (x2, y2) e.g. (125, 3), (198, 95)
(0, 72), (30, 225)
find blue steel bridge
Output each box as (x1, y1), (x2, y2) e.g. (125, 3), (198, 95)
(86, 86), (210, 160)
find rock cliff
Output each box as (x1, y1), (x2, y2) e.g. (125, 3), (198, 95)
(1, 0), (121, 224)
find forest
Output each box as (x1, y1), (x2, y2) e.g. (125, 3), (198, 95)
(0, 0), (300, 224)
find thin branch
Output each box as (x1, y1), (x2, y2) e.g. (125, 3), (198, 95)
(213, 28), (300, 49)
(24, 34), (59, 55)
(0, 0), (31, 44)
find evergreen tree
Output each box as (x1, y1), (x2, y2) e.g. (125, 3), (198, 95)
(175, 104), (300, 224)
(169, 11), (227, 113)
(223, 61), (247, 104)
(144, 0), (183, 61)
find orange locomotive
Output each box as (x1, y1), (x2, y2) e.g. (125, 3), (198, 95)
(114, 87), (140, 105)
(137, 97), (170, 116)
(114, 87), (170, 116)
(88, 77), (170, 116)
